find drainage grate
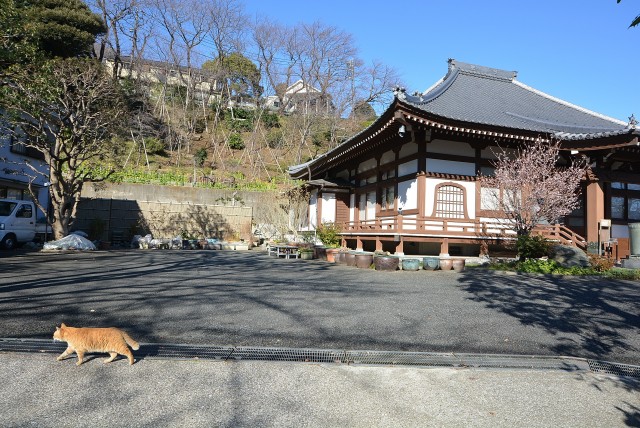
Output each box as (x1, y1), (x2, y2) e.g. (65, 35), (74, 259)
(587, 360), (640, 378)
(1, 338), (638, 378)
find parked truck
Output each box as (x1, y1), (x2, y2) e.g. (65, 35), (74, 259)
(0, 199), (51, 250)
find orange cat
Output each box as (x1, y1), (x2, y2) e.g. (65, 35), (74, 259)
(53, 323), (140, 366)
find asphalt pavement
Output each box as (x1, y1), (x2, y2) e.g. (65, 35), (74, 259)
(1, 249), (639, 427)
(0, 250), (638, 364)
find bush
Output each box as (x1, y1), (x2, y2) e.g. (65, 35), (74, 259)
(194, 148), (207, 166)
(227, 133), (245, 150)
(588, 254), (615, 272)
(517, 234), (551, 260)
(316, 222), (341, 248)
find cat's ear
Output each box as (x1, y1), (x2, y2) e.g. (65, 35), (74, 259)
(60, 323), (67, 328)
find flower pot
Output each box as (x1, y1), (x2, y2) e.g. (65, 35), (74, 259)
(335, 251), (348, 265)
(402, 258), (420, 271)
(452, 258), (465, 272)
(325, 248), (339, 263)
(354, 253), (374, 269)
(345, 252), (357, 267)
(374, 255), (399, 271)
(315, 246), (327, 261)
(300, 251), (314, 260)
(439, 258), (453, 271)
(423, 256), (440, 271)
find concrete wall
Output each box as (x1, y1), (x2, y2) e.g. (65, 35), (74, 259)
(76, 183), (271, 243)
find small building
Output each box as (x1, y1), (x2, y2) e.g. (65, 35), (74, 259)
(0, 121), (50, 214)
(288, 59), (640, 258)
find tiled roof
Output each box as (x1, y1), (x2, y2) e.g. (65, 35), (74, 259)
(399, 59), (637, 140)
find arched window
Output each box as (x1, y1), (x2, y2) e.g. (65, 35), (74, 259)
(434, 184), (465, 218)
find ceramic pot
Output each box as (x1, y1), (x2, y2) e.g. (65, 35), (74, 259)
(452, 258), (465, 272)
(354, 253), (374, 269)
(326, 248), (339, 263)
(335, 251), (347, 265)
(345, 252), (357, 267)
(402, 258), (420, 271)
(439, 258), (453, 271)
(423, 256), (440, 271)
(374, 255), (399, 271)
(315, 246), (327, 261)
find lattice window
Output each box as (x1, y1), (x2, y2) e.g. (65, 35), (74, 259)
(435, 185), (465, 218)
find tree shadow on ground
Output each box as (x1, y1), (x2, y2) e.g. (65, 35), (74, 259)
(456, 269), (640, 363)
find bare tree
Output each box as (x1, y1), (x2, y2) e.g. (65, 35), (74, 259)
(479, 139), (588, 236)
(0, 58), (125, 238)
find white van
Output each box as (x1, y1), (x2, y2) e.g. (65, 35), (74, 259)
(0, 199), (37, 250)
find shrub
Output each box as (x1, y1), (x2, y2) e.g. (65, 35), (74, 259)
(316, 222), (342, 248)
(517, 234), (551, 260)
(227, 133), (245, 150)
(194, 148), (207, 166)
(587, 254), (615, 272)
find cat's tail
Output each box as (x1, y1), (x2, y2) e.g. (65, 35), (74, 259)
(122, 331), (140, 350)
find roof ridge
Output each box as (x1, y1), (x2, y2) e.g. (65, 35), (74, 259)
(449, 59), (517, 82)
(512, 80), (627, 126)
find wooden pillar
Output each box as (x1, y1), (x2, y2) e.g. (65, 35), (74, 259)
(376, 237), (382, 252)
(440, 237), (449, 257)
(395, 236), (404, 255)
(356, 236), (363, 251)
(417, 172), (427, 218)
(586, 180), (605, 244)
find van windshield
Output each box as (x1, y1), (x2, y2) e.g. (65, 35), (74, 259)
(0, 201), (18, 216)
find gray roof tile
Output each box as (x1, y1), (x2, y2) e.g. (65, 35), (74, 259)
(401, 59), (633, 139)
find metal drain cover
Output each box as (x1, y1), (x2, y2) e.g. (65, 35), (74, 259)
(1, 338), (637, 378)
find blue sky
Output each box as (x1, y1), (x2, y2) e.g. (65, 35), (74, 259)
(242, 0), (639, 123)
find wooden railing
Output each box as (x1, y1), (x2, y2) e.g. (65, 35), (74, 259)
(531, 224), (587, 250)
(342, 216), (587, 249)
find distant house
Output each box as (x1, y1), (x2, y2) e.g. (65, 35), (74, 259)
(265, 79), (334, 115)
(102, 53), (224, 105)
(289, 59), (640, 259)
(0, 121), (50, 215)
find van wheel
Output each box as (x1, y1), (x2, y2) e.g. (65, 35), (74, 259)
(1, 234), (17, 250)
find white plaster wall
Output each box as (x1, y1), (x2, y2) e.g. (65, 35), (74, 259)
(398, 159), (418, 177)
(357, 158), (377, 173)
(321, 192), (336, 223)
(380, 150), (395, 166)
(398, 179), (418, 211)
(426, 158), (476, 176)
(427, 139), (475, 157)
(309, 190), (318, 228)
(349, 193), (355, 222)
(399, 142), (418, 158)
(424, 178), (477, 219)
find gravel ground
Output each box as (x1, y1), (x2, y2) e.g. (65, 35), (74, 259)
(0, 250), (639, 365)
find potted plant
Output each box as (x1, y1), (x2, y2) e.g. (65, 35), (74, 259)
(299, 247), (314, 260)
(316, 223), (342, 262)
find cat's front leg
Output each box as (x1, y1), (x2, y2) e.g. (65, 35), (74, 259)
(56, 347), (74, 361)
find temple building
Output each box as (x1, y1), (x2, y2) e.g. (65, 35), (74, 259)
(288, 59), (640, 258)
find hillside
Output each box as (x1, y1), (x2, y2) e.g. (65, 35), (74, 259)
(105, 103), (374, 192)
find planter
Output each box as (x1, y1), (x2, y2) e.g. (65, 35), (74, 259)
(300, 251), (314, 260)
(374, 255), (399, 271)
(345, 252), (357, 267)
(402, 258), (420, 271)
(325, 248), (340, 263)
(354, 253), (374, 269)
(452, 258), (465, 272)
(335, 251), (348, 265)
(315, 246), (327, 261)
(423, 256), (440, 271)
(439, 258), (453, 271)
